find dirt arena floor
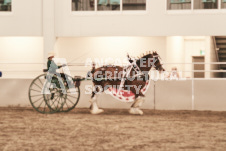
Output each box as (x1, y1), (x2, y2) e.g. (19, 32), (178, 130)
(0, 107), (226, 151)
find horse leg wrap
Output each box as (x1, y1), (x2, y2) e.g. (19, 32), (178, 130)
(129, 108), (143, 115)
(129, 97), (144, 115)
(89, 95), (97, 103)
(132, 97), (144, 108)
(89, 96), (97, 110)
(89, 96), (104, 114)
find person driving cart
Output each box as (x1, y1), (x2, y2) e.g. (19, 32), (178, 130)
(47, 52), (67, 78)
(47, 52), (73, 100)
(47, 52), (74, 89)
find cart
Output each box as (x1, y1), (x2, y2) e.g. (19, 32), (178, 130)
(28, 71), (84, 114)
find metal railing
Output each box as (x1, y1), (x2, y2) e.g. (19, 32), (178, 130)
(1, 61), (226, 79)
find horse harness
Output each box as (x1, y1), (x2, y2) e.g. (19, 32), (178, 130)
(117, 57), (146, 95)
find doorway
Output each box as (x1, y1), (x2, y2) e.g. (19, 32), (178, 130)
(192, 56), (205, 78)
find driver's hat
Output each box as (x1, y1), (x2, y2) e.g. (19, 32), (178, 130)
(48, 52), (55, 58)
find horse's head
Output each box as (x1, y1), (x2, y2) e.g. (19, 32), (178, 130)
(152, 51), (165, 72)
(135, 51), (165, 72)
(136, 52), (154, 72)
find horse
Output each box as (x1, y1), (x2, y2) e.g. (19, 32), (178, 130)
(89, 51), (165, 115)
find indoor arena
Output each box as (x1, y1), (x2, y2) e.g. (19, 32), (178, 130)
(0, 0), (226, 150)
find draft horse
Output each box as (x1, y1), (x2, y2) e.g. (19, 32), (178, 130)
(90, 51), (165, 115)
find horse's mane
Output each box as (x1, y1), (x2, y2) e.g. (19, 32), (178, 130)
(136, 52), (153, 66)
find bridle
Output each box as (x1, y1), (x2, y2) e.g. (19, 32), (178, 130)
(126, 56), (144, 78)
(153, 55), (163, 70)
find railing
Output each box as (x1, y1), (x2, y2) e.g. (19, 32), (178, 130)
(1, 62), (226, 79)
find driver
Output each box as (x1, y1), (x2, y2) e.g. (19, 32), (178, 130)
(47, 52), (69, 87)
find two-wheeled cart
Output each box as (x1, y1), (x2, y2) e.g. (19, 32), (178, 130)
(28, 71), (84, 114)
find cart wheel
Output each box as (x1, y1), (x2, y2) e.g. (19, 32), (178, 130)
(42, 74), (66, 113)
(28, 74), (57, 114)
(58, 86), (80, 112)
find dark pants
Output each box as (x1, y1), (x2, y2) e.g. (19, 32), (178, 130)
(60, 73), (67, 81)
(60, 73), (75, 88)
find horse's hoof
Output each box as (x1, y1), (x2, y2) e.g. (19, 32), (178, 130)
(90, 109), (104, 114)
(129, 108), (143, 115)
(137, 109), (143, 115)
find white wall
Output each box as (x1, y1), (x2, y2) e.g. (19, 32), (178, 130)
(0, 36), (167, 79)
(0, 36), (217, 79)
(0, 37), (44, 78)
(166, 36), (184, 74)
(194, 80), (226, 111)
(43, 0), (56, 60)
(55, 0), (226, 37)
(1, 79), (226, 111)
(55, 36), (167, 76)
(0, 0), (42, 36)
(0, 0), (226, 37)
(165, 36), (220, 78)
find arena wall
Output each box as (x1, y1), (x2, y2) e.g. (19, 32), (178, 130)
(0, 0), (42, 36)
(0, 79), (226, 111)
(1, 0), (226, 37)
(0, 36), (218, 79)
(0, 37), (44, 78)
(56, 0), (226, 37)
(55, 37), (167, 61)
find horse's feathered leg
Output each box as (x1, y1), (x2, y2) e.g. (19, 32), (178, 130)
(89, 86), (104, 114)
(131, 96), (144, 108)
(129, 90), (145, 115)
(129, 97), (144, 115)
